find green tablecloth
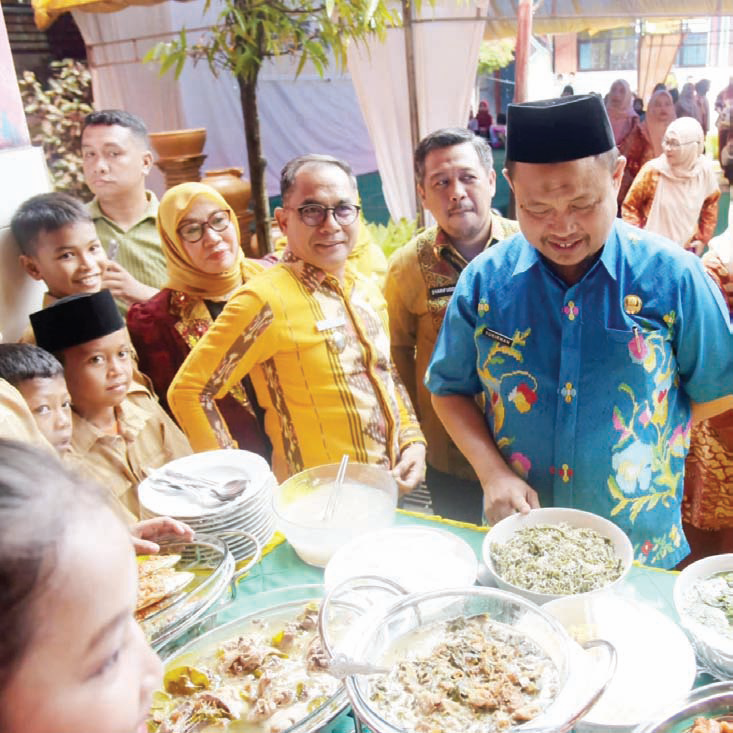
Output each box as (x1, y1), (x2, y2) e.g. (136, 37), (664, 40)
(183, 510), (695, 733)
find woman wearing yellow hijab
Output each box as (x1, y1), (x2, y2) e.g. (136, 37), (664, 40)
(127, 182), (270, 459)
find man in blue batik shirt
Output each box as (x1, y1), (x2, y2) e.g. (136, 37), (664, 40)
(425, 94), (733, 569)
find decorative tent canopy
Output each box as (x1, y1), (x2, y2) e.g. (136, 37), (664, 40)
(32, 0), (733, 32)
(31, 0), (194, 30)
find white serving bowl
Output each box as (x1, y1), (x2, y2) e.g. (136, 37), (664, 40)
(272, 462), (398, 568)
(481, 507), (634, 605)
(545, 593), (696, 733)
(673, 553), (733, 679)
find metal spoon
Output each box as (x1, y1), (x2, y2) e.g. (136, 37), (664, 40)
(147, 469), (250, 502)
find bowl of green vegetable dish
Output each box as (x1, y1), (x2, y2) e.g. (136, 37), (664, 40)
(674, 553), (733, 679)
(482, 507), (634, 605)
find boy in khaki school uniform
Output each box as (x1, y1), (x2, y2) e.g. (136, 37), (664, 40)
(31, 290), (191, 520)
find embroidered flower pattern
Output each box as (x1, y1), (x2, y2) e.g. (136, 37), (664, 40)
(608, 312), (689, 566)
(476, 327), (536, 448)
(635, 526), (682, 565)
(561, 382), (576, 403)
(510, 452), (531, 479)
(508, 383), (538, 413)
(562, 301), (579, 321)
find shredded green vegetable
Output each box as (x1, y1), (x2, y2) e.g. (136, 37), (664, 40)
(490, 523), (624, 595)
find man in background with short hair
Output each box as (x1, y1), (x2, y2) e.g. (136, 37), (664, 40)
(82, 109), (166, 309)
(385, 127), (518, 522)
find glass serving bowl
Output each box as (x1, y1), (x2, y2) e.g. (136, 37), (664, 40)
(139, 531), (259, 652)
(632, 680), (733, 733)
(319, 580), (617, 733)
(152, 584), (358, 733)
(273, 462), (398, 567)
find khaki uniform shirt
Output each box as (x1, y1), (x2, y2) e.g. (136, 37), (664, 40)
(88, 191), (168, 302)
(385, 215), (519, 479)
(0, 378), (54, 449)
(69, 393), (191, 520)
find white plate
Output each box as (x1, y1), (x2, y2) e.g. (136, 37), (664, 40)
(545, 593), (696, 732)
(138, 450), (273, 518)
(324, 526), (478, 594)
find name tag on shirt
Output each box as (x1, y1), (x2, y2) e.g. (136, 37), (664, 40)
(429, 285), (456, 299)
(481, 327), (513, 346)
(316, 316), (347, 332)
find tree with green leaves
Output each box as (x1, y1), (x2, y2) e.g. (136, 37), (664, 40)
(147, 0), (400, 255)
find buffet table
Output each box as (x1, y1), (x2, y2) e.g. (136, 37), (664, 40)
(203, 509), (691, 733)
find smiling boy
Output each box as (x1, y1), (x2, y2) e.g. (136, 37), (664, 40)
(31, 290), (191, 519)
(12, 192), (108, 306)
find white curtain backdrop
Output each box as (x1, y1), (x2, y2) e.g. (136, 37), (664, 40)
(348, 1), (486, 220)
(73, 1), (377, 196)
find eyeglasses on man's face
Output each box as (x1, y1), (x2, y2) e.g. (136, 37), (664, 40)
(289, 203), (361, 227)
(177, 209), (231, 244)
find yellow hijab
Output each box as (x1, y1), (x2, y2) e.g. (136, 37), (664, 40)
(158, 182), (247, 298)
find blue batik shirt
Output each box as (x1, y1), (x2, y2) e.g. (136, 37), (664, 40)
(426, 219), (733, 569)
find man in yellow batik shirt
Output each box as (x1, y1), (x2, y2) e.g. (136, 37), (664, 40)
(168, 154), (426, 493)
(385, 128), (519, 523)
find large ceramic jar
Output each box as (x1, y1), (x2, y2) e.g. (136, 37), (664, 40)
(201, 167), (252, 217)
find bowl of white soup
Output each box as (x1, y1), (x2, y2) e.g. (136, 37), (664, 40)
(273, 462), (398, 567)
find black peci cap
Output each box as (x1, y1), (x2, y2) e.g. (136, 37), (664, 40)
(506, 94), (615, 164)
(31, 290), (124, 353)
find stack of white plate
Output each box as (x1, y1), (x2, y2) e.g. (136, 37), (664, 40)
(138, 450), (276, 563)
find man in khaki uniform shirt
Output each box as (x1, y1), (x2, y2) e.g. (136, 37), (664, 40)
(385, 128), (518, 522)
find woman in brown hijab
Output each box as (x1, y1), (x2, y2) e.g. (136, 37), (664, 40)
(618, 89), (676, 208)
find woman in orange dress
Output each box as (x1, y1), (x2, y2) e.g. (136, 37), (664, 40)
(618, 89), (676, 208)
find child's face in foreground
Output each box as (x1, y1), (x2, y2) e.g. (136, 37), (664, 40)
(62, 329), (133, 415)
(20, 221), (108, 299)
(16, 374), (72, 453)
(1, 509), (162, 733)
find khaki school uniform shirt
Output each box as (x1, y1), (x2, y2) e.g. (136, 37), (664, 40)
(69, 392), (191, 520)
(0, 378), (54, 449)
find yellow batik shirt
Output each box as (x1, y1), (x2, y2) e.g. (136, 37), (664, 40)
(168, 252), (425, 482)
(385, 215), (519, 479)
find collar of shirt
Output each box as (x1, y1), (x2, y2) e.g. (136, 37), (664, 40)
(512, 218), (621, 284)
(281, 249), (355, 293)
(71, 398), (147, 450)
(432, 213), (509, 272)
(88, 190), (159, 230)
